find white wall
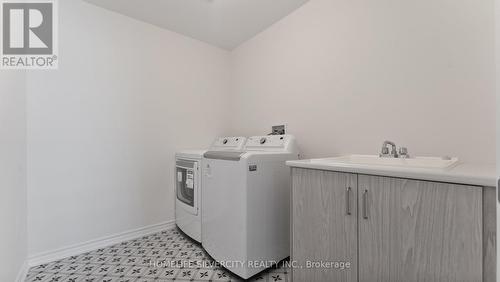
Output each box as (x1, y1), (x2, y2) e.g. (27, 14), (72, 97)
(0, 71), (27, 280)
(27, 0), (230, 255)
(230, 0), (496, 164)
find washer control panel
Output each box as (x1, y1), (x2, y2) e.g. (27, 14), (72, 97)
(245, 135), (289, 149)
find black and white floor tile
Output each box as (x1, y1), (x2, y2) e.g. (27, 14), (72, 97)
(26, 228), (290, 282)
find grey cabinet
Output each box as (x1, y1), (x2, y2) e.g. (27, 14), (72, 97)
(291, 168), (491, 282)
(357, 175), (482, 282)
(292, 168), (358, 282)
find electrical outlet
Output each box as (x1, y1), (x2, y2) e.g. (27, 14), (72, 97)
(272, 125), (286, 135)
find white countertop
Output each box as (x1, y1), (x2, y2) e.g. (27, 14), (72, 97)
(286, 158), (497, 187)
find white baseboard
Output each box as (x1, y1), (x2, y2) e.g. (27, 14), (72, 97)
(27, 220), (176, 267)
(15, 260), (29, 282)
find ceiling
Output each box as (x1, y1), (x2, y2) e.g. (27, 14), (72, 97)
(84, 0), (310, 50)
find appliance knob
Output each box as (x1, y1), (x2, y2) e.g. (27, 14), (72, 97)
(260, 137), (266, 144)
(223, 139), (228, 144)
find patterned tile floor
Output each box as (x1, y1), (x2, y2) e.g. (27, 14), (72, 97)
(26, 228), (290, 282)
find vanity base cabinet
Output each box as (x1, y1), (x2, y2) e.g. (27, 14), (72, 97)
(358, 175), (483, 282)
(291, 168), (488, 282)
(291, 168), (358, 282)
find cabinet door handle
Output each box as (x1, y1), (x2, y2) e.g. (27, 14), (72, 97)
(345, 187), (351, 215)
(362, 189), (368, 219)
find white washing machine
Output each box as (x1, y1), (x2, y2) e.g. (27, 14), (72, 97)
(201, 135), (299, 279)
(175, 137), (246, 242)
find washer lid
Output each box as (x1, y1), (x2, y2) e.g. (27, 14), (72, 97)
(203, 151), (245, 161)
(176, 150), (206, 159)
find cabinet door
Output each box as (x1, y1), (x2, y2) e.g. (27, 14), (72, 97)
(358, 175), (482, 282)
(292, 168), (357, 282)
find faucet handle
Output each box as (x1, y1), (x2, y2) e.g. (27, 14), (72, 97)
(399, 147), (409, 158)
(380, 147), (389, 156)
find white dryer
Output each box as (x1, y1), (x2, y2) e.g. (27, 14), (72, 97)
(175, 137), (246, 242)
(201, 135), (299, 279)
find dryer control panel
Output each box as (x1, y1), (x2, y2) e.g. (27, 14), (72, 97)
(210, 137), (246, 151)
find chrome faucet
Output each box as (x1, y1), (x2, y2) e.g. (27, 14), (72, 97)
(399, 147), (410, 158)
(380, 140), (398, 158)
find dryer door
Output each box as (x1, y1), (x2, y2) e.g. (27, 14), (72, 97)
(176, 159), (198, 215)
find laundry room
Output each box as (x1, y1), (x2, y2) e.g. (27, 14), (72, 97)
(0, 0), (498, 281)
